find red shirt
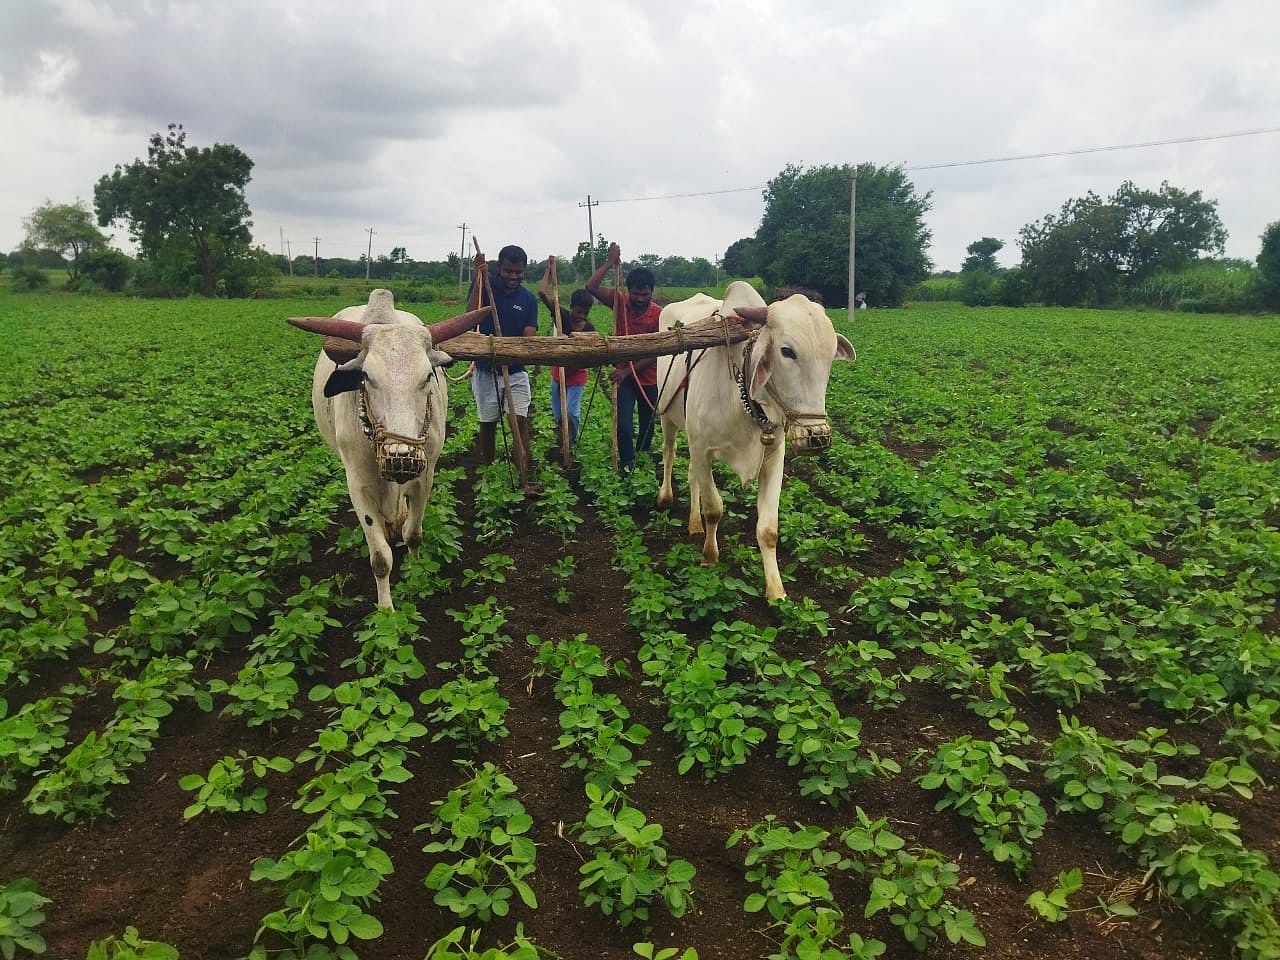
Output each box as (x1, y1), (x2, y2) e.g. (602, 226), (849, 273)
(552, 365), (588, 387)
(617, 301), (662, 386)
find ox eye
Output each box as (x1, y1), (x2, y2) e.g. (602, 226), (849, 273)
(781, 346), (798, 360)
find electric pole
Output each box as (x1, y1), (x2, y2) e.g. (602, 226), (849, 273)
(578, 194), (599, 272)
(457, 222), (468, 288)
(285, 238), (293, 276)
(313, 237), (321, 277)
(847, 169), (858, 309)
(365, 227), (375, 280)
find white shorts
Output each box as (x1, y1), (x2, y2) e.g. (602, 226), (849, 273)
(471, 368), (531, 422)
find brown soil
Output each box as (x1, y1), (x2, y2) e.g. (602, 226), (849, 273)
(0, 448), (1257, 960)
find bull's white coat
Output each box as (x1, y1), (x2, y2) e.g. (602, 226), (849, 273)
(311, 289), (449, 609)
(655, 281), (855, 600)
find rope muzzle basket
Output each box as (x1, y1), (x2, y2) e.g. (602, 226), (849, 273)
(358, 387), (430, 483)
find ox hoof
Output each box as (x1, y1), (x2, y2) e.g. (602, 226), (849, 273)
(656, 491), (674, 509)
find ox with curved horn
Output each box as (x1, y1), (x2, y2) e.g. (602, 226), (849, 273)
(290, 289), (492, 610)
(654, 281), (855, 600)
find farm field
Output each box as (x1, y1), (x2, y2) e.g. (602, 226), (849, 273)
(0, 292), (1277, 960)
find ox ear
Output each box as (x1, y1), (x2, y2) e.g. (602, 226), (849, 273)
(429, 349), (455, 368)
(835, 333), (856, 363)
(323, 366), (365, 397)
(747, 328), (775, 397)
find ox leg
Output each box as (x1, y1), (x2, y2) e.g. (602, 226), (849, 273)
(687, 457), (704, 535)
(689, 445), (721, 565)
(347, 475), (395, 610)
(657, 416), (678, 508)
(756, 451), (787, 601)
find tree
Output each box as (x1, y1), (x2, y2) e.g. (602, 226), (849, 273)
(722, 237), (757, 277)
(94, 124), (255, 296)
(572, 234), (609, 279)
(1256, 220), (1280, 311)
(752, 162), (932, 306)
(959, 237), (1004, 306)
(961, 237), (1003, 273)
(1018, 180), (1226, 306)
(22, 201), (108, 280)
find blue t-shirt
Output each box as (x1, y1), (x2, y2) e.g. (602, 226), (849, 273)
(472, 280), (538, 373)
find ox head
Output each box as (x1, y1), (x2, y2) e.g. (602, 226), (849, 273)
(288, 303), (492, 482)
(736, 295), (855, 453)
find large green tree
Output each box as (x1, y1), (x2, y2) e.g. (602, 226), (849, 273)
(94, 124), (255, 296)
(752, 162), (931, 306)
(722, 236), (757, 277)
(1256, 220), (1280, 311)
(961, 237), (1003, 273)
(22, 200), (108, 280)
(1018, 180), (1226, 306)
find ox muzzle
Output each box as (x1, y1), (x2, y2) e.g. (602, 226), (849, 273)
(375, 441), (428, 484)
(358, 387), (430, 484)
(785, 415), (833, 453)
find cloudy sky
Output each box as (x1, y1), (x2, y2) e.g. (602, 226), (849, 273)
(1, 0), (1277, 272)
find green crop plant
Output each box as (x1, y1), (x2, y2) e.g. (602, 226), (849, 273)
(0, 877), (49, 959)
(576, 783), (695, 929)
(208, 659), (301, 728)
(917, 736), (1046, 875)
(423, 924), (546, 959)
(418, 762), (538, 921)
(85, 926), (179, 960)
(180, 752), (294, 818)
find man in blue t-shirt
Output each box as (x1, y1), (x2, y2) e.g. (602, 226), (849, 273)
(467, 245), (539, 491)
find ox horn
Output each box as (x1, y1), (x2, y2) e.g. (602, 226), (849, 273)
(424, 305), (494, 345)
(286, 316), (369, 341)
(730, 305), (769, 326)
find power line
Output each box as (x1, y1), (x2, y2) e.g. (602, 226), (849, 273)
(586, 125), (1280, 205)
(907, 125), (1280, 172)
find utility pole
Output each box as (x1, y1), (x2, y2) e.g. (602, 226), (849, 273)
(578, 194), (599, 272)
(365, 227), (375, 280)
(313, 237), (321, 277)
(279, 227), (286, 266)
(847, 169), (858, 309)
(457, 222), (468, 288)
(285, 238), (293, 276)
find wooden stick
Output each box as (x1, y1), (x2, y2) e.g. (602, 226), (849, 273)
(473, 237), (531, 492)
(611, 261), (627, 470)
(611, 378), (620, 471)
(548, 258), (570, 468)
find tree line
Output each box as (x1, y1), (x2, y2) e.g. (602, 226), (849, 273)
(6, 124), (1279, 312)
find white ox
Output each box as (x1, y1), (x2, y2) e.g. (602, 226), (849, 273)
(655, 281), (855, 600)
(288, 289), (488, 609)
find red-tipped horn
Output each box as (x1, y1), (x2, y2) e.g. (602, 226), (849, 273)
(425, 305), (494, 345)
(731, 305), (769, 326)
(287, 316), (368, 341)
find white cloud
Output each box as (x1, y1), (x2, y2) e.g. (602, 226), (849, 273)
(1, 0), (1276, 270)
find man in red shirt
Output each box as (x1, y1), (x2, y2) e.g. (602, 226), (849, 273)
(537, 266), (595, 446)
(586, 242), (660, 471)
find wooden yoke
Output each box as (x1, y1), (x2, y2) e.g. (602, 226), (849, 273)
(313, 313), (757, 367)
